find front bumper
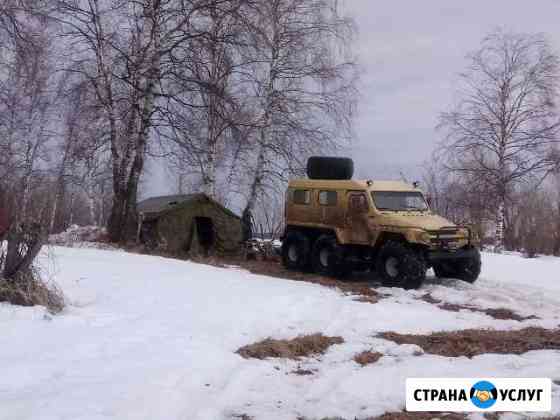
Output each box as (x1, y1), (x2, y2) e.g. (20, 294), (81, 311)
(427, 247), (478, 262)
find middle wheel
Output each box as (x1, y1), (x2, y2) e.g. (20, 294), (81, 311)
(311, 234), (347, 277)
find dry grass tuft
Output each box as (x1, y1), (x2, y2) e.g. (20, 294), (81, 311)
(237, 333), (344, 360)
(419, 294), (539, 322)
(483, 308), (539, 321)
(0, 270), (64, 314)
(298, 413), (468, 420)
(291, 368), (316, 376)
(353, 295), (379, 304)
(298, 411), (560, 420)
(419, 293), (442, 304)
(230, 414), (253, 420)
(371, 412), (468, 420)
(353, 350), (383, 366)
(380, 327), (560, 358)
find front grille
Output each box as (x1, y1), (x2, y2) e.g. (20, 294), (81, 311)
(428, 228), (459, 237)
(428, 228), (461, 248)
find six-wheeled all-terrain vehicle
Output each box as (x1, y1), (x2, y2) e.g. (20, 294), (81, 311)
(281, 157), (481, 289)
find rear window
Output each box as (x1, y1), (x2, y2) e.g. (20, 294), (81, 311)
(293, 189), (311, 205)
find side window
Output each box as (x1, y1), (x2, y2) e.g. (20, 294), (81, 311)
(293, 189), (311, 205)
(349, 193), (368, 213)
(319, 190), (337, 206)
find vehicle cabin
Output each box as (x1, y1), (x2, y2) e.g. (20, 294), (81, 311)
(285, 179), (429, 246)
(281, 157), (480, 290)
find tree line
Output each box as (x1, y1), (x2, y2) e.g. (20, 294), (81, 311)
(3, 3), (560, 259)
(426, 29), (560, 256)
(0, 0), (357, 242)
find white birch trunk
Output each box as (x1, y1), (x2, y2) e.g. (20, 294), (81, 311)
(204, 139), (217, 198)
(495, 200), (505, 253)
(245, 128), (268, 217)
(49, 197), (58, 233)
(87, 184), (96, 225)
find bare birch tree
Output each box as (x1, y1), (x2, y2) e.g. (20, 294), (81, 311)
(439, 29), (560, 251)
(52, 0), (166, 241)
(238, 0), (357, 238)
(161, 1), (246, 200)
(53, 0), (251, 241)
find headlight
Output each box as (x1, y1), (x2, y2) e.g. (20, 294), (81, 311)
(408, 229), (431, 244)
(418, 230), (431, 243)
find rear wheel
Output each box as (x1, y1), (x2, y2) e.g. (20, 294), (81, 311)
(311, 235), (348, 277)
(376, 241), (426, 289)
(433, 264), (453, 278)
(281, 232), (311, 270)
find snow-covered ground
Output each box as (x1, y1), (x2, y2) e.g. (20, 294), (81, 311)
(1, 247), (559, 420)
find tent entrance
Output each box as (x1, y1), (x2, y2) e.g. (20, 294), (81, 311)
(193, 217), (215, 255)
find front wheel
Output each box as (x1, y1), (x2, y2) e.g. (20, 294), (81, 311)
(376, 241), (426, 290)
(455, 248), (481, 283)
(433, 248), (481, 283)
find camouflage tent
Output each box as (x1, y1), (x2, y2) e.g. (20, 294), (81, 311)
(137, 194), (242, 257)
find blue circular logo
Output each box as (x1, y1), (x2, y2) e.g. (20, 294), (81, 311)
(470, 381), (498, 409)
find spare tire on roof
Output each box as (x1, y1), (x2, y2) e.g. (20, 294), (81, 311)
(306, 156), (354, 180)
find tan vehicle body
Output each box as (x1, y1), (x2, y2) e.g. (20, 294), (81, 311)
(285, 179), (472, 250)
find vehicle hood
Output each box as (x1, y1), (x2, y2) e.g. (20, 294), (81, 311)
(375, 212), (456, 231)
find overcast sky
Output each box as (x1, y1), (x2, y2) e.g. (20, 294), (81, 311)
(344, 0), (560, 181)
(146, 1), (560, 198)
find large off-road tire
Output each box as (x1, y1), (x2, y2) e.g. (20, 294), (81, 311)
(376, 241), (426, 289)
(307, 156), (354, 180)
(432, 264), (453, 279)
(282, 232), (311, 270)
(311, 235), (349, 278)
(455, 248), (481, 283)
(433, 248), (481, 284)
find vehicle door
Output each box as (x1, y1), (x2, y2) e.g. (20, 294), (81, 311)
(318, 190), (343, 227)
(345, 191), (370, 244)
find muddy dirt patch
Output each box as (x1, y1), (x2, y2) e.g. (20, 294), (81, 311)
(379, 327), (560, 358)
(419, 294), (539, 321)
(195, 256), (382, 303)
(353, 350), (383, 366)
(291, 367), (316, 376)
(298, 413), (468, 420)
(237, 333), (344, 360)
(372, 412), (468, 420)
(241, 259), (380, 302)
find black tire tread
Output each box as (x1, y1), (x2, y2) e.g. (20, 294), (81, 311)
(432, 248), (481, 284)
(281, 232), (311, 270)
(311, 234), (348, 278)
(307, 156), (354, 180)
(376, 240), (426, 290)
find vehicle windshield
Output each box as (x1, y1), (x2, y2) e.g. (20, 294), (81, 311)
(371, 191), (429, 212)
